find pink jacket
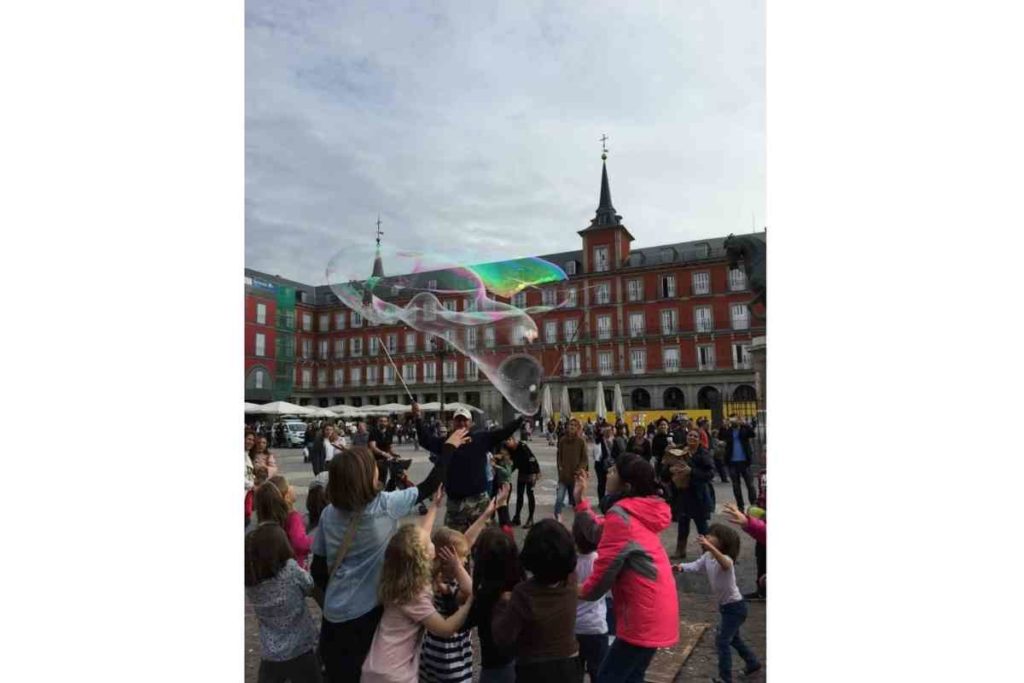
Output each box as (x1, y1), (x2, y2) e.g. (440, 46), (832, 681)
(284, 511), (312, 568)
(576, 497), (679, 648)
(742, 516), (766, 545)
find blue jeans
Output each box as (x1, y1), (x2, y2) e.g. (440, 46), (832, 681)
(554, 481), (576, 516)
(716, 600), (760, 682)
(577, 633), (609, 680)
(596, 638), (657, 683)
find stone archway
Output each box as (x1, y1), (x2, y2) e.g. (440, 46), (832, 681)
(663, 387), (685, 409)
(697, 385), (723, 424)
(631, 388), (651, 409)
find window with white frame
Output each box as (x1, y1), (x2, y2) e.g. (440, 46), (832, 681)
(729, 268), (746, 291)
(563, 318), (578, 341)
(302, 313), (312, 331)
(405, 332), (416, 353)
(333, 369), (344, 387)
(319, 314), (329, 332)
(317, 369), (327, 387)
(661, 274), (676, 298)
(691, 271), (710, 295)
(385, 333), (397, 353)
(564, 261), (577, 275)
(512, 325), (526, 345)
(565, 287), (577, 307)
(630, 349), (647, 374)
(368, 337), (379, 356)
(629, 312), (645, 337)
(563, 352), (580, 376)
(318, 339), (329, 359)
(424, 362), (437, 382)
(366, 366), (378, 385)
(351, 312), (363, 327)
(597, 315), (612, 340)
(545, 320), (557, 344)
(731, 304), (750, 330)
(697, 344), (716, 370)
(595, 282), (611, 305)
(383, 365), (395, 385)
(598, 351), (613, 375)
(301, 338), (312, 359)
(301, 368), (312, 387)
(627, 279), (643, 302)
(593, 246), (609, 272)
(350, 367), (361, 385)
(254, 368), (264, 389)
(351, 337), (363, 356)
(733, 343), (752, 369)
(334, 312), (346, 329)
(464, 327), (476, 349)
(444, 360), (457, 381)
(403, 363), (417, 384)
(443, 300), (456, 312)
(425, 335), (437, 352)
(256, 303), (266, 325)
(334, 339), (345, 359)
(695, 306), (714, 332)
(663, 347), (680, 371)
(465, 359), (478, 380)
(463, 297), (472, 311)
(660, 309), (678, 335)
(512, 291), (527, 308)
(424, 299), (437, 322)
(427, 279), (438, 291)
(542, 289), (556, 306)
(484, 327), (496, 348)
(255, 333), (265, 357)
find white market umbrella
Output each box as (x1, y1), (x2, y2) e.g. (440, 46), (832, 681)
(613, 384), (626, 420)
(244, 402), (263, 414)
(541, 385), (554, 421)
(594, 381), (607, 421)
(560, 385), (572, 421)
(418, 401), (483, 414)
(253, 401), (317, 417)
(378, 403), (413, 414)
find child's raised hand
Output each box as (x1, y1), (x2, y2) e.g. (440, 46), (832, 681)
(722, 502), (747, 526)
(497, 482), (512, 507)
(446, 427), (472, 448)
(573, 469), (589, 503)
(432, 484), (446, 507)
(672, 562), (685, 573)
(697, 535), (714, 552)
(437, 545), (462, 573)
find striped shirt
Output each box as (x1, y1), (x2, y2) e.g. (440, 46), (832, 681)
(419, 579), (473, 683)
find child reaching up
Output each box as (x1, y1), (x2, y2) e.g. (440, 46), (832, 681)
(255, 475), (313, 569)
(492, 519), (582, 682)
(244, 523), (322, 683)
(673, 524), (762, 683)
(361, 489), (474, 683)
(419, 526), (474, 682)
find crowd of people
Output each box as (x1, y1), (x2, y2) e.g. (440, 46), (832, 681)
(244, 406), (766, 683)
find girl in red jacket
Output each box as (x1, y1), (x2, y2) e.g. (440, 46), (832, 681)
(255, 476), (313, 570)
(573, 454), (679, 682)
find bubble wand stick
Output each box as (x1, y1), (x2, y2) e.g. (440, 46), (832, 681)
(377, 335), (416, 402)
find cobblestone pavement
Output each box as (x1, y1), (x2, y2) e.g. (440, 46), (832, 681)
(245, 440), (766, 682)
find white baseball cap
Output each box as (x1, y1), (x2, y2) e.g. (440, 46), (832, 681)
(453, 407), (472, 420)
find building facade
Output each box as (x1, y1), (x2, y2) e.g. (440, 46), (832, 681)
(245, 156), (766, 424)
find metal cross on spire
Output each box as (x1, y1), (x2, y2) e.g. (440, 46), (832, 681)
(375, 214), (383, 247)
(600, 133), (609, 159)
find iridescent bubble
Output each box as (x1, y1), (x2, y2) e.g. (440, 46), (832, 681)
(326, 247), (567, 415)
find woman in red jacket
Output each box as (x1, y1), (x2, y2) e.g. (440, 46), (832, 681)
(574, 454), (679, 682)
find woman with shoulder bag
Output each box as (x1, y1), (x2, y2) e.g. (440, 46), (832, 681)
(309, 429), (469, 682)
(669, 430), (716, 559)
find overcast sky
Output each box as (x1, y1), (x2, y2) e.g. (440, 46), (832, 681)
(246, 0), (764, 285)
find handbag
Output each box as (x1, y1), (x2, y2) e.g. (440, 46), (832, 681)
(312, 510), (363, 609)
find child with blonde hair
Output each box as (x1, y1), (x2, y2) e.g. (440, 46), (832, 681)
(361, 489), (474, 683)
(419, 526), (474, 682)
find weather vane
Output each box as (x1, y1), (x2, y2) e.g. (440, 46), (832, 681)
(375, 214), (383, 247)
(600, 133), (609, 160)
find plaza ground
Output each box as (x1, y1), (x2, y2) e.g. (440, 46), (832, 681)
(245, 439), (766, 682)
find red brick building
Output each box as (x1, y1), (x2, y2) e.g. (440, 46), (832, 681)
(245, 155), (765, 423)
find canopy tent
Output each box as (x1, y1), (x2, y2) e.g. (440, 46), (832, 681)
(594, 381), (607, 420)
(352, 403), (413, 416)
(417, 401), (484, 414)
(244, 402), (264, 414)
(613, 384), (626, 420)
(560, 385), (572, 421)
(541, 384), (554, 421)
(250, 401), (318, 417)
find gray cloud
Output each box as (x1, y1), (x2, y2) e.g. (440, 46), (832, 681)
(246, 0), (765, 284)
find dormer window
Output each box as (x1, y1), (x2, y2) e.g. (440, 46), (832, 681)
(564, 261), (577, 275)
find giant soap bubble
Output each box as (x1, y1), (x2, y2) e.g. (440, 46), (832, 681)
(326, 247), (568, 415)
